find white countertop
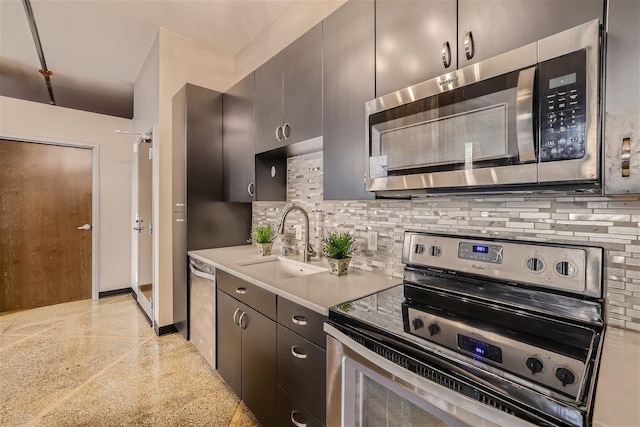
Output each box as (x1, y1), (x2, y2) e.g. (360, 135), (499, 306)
(189, 244), (640, 426)
(188, 245), (399, 315)
(593, 326), (640, 427)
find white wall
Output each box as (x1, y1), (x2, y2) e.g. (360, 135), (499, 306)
(134, 35), (160, 130)
(0, 95), (134, 293)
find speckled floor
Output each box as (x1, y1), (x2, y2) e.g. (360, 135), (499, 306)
(0, 295), (260, 426)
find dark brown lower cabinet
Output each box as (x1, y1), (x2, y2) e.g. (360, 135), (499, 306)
(277, 385), (324, 427)
(276, 297), (327, 425)
(277, 325), (326, 419)
(217, 289), (276, 427)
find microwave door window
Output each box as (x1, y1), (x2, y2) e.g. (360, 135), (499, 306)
(375, 89), (516, 173)
(369, 69), (531, 178)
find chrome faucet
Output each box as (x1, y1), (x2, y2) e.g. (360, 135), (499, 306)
(277, 206), (316, 262)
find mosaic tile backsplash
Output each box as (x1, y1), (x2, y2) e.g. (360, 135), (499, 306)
(253, 152), (640, 331)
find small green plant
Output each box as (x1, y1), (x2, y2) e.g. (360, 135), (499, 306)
(336, 302), (354, 313)
(321, 231), (357, 260)
(254, 224), (275, 243)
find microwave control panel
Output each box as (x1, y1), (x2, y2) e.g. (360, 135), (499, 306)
(539, 50), (587, 162)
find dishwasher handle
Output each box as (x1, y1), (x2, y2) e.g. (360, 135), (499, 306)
(188, 261), (216, 281)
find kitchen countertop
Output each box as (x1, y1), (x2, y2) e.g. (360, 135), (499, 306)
(189, 245), (640, 426)
(188, 245), (399, 316)
(593, 326), (640, 427)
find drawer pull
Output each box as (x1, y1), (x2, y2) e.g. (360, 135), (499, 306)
(290, 411), (307, 427)
(233, 308), (241, 325)
(291, 315), (308, 326)
(290, 346), (308, 359)
(235, 287), (247, 295)
(239, 312), (248, 329)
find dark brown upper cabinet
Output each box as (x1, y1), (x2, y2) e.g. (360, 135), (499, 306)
(254, 23), (323, 154)
(223, 73), (255, 202)
(323, 0), (375, 200)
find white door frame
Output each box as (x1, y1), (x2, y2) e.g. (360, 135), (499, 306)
(0, 133), (100, 299)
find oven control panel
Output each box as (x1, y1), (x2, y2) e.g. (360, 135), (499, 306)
(458, 242), (503, 264)
(402, 304), (586, 398)
(402, 231), (603, 298)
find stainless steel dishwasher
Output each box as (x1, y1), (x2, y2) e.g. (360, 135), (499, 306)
(188, 257), (216, 368)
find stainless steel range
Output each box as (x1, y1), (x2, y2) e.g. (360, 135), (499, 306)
(326, 231), (605, 427)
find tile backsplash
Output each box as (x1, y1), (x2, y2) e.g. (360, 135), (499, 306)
(253, 152), (640, 331)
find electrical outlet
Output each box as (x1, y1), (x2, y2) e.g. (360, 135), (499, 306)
(295, 225), (303, 240)
(367, 231), (378, 251)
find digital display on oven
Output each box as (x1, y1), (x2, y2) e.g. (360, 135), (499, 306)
(458, 335), (503, 363)
(472, 244), (489, 253)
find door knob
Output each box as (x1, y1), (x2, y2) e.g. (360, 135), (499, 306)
(77, 224), (92, 230)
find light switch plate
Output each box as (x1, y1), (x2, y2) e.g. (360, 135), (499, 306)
(295, 225), (303, 240)
(368, 231), (378, 251)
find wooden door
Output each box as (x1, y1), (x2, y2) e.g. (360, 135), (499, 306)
(0, 139), (93, 312)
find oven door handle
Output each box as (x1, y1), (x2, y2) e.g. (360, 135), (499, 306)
(516, 66), (537, 163)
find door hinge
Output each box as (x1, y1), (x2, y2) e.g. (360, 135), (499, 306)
(148, 148), (153, 160)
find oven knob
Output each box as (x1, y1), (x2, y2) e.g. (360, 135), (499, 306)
(555, 261), (576, 277)
(526, 257), (544, 272)
(427, 323), (441, 336)
(555, 367), (576, 387)
(525, 357), (544, 375)
(428, 246), (442, 257)
(411, 318), (424, 331)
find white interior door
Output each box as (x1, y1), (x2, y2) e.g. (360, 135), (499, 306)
(133, 133), (154, 322)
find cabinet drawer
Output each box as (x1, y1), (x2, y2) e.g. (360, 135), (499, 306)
(217, 269), (276, 320)
(277, 385), (324, 427)
(277, 297), (327, 349)
(277, 325), (326, 422)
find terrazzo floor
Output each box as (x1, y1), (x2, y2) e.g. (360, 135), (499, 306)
(0, 294), (260, 426)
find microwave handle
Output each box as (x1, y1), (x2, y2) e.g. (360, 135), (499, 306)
(516, 66), (537, 162)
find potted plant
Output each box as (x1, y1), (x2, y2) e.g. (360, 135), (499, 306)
(321, 231), (357, 276)
(254, 224), (275, 256)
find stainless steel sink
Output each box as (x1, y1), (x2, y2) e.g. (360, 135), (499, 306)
(238, 257), (327, 280)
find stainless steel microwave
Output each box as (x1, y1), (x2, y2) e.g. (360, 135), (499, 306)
(365, 20), (601, 195)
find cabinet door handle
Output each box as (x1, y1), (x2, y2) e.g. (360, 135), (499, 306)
(622, 137), (631, 177)
(276, 126), (283, 142)
(247, 182), (255, 197)
(239, 312), (248, 329)
(464, 31), (474, 60)
(290, 346), (307, 359)
(291, 315), (308, 326)
(235, 287), (247, 295)
(233, 308), (241, 325)
(290, 411), (307, 427)
(283, 123), (291, 140)
(441, 41), (451, 68)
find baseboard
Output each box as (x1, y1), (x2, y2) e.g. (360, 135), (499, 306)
(99, 287), (134, 299)
(154, 321), (178, 336)
(137, 302), (152, 326)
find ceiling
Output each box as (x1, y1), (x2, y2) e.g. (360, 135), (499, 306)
(0, 0), (294, 118)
